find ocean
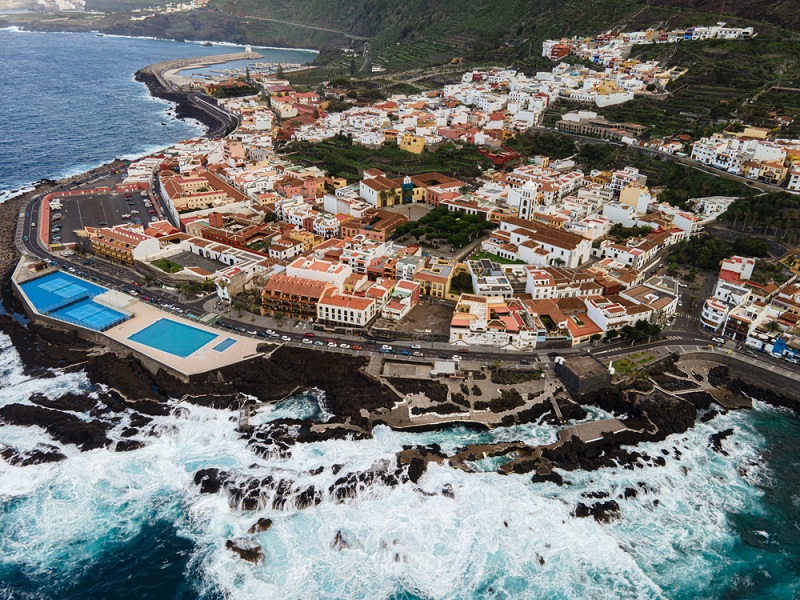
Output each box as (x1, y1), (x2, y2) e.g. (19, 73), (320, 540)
(0, 28), (316, 199)
(1, 28), (800, 600)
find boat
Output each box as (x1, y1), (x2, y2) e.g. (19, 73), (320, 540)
(96, 33), (103, 37)
(202, 41), (213, 47)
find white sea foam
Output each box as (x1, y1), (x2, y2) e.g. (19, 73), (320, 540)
(0, 335), (776, 597)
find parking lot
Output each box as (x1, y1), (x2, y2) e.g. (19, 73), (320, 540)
(51, 186), (158, 245)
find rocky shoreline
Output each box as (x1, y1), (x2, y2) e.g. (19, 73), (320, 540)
(134, 69), (233, 138)
(1, 275), (796, 565)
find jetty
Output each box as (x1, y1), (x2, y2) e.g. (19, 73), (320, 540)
(139, 49), (263, 92)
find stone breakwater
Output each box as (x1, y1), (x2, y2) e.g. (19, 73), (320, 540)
(135, 51), (262, 138)
(134, 70), (233, 138)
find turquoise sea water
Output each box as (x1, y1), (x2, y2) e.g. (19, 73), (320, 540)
(0, 325), (798, 599)
(0, 28), (315, 197)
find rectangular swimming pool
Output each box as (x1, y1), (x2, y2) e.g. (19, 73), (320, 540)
(127, 318), (218, 358)
(212, 338), (237, 352)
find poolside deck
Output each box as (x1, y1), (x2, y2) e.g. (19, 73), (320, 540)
(102, 300), (263, 377)
(12, 260), (262, 378)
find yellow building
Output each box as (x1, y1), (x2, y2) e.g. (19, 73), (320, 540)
(619, 184), (650, 208)
(399, 133), (425, 155)
(288, 229), (323, 252)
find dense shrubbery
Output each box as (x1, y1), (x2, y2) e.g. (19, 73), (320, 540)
(489, 369), (543, 385)
(668, 234), (769, 271)
(395, 206), (496, 248)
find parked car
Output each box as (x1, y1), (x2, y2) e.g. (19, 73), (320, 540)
(314, 340), (324, 346)
(401, 350), (411, 356)
(304, 332), (315, 337)
(339, 343), (350, 349)
(520, 359), (530, 365)
(381, 345), (393, 351)
(352, 345), (363, 351)
(256, 331), (267, 338)
(328, 342), (338, 348)
(412, 351), (423, 357)
(235, 327), (246, 333)
(281, 335), (291, 342)
(411, 344), (421, 349)
(302, 338), (312, 344)
(712, 337), (726, 344)
(438, 354), (448, 359)
(451, 355), (462, 361)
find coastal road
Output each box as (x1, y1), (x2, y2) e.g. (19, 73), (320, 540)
(16, 187), (800, 374)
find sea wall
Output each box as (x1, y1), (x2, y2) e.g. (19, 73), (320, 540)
(680, 351), (800, 402)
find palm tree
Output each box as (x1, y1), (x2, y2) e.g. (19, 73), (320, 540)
(248, 298), (257, 322)
(142, 273), (155, 287)
(232, 298), (245, 318)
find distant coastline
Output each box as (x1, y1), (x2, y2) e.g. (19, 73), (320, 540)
(0, 29), (315, 198)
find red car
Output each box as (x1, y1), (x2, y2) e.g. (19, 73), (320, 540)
(304, 332), (315, 337)
(352, 345), (363, 351)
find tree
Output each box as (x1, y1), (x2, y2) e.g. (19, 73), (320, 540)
(142, 273), (155, 286)
(349, 56), (356, 77)
(552, 258), (566, 267)
(232, 297), (246, 317)
(248, 298), (257, 322)
(605, 329), (620, 341)
(276, 64), (284, 79)
(590, 333), (602, 345)
(273, 311), (286, 325)
(765, 320), (782, 334)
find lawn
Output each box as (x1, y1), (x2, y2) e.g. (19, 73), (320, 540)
(152, 258), (183, 274)
(612, 352), (656, 375)
(470, 250), (526, 265)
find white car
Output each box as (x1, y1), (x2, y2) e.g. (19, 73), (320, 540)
(339, 343), (350, 349)
(247, 330), (257, 335)
(452, 355), (462, 361)
(381, 345), (393, 351)
(712, 337), (726, 344)
(412, 351), (423, 357)
(328, 342), (338, 348)
(411, 344), (421, 349)
(281, 335), (291, 342)
(302, 339), (312, 344)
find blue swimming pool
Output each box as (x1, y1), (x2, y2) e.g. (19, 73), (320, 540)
(127, 318), (218, 358)
(212, 338), (237, 352)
